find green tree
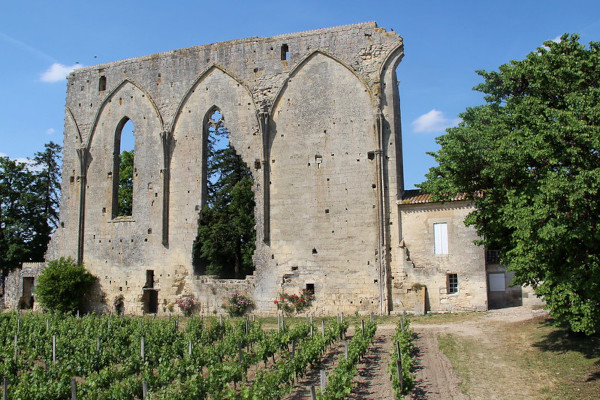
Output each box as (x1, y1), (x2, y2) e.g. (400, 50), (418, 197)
(0, 143), (62, 275)
(0, 157), (37, 274)
(421, 34), (600, 335)
(35, 257), (96, 313)
(118, 150), (134, 216)
(193, 123), (256, 279)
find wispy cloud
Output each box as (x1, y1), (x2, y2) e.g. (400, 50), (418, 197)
(412, 109), (460, 133)
(0, 31), (56, 63)
(45, 128), (56, 135)
(40, 63), (83, 82)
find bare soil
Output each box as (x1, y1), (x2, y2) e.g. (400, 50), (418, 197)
(284, 307), (588, 400)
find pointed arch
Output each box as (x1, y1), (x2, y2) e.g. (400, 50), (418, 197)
(86, 79), (164, 150)
(169, 65), (256, 135)
(268, 47), (380, 306)
(168, 67), (260, 267)
(272, 50), (375, 113)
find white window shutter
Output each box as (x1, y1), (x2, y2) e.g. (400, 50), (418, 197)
(434, 223), (448, 254)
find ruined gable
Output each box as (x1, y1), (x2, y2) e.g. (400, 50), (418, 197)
(42, 22), (494, 316)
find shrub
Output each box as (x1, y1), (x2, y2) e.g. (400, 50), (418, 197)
(274, 289), (314, 316)
(223, 291), (254, 317)
(35, 257), (97, 314)
(113, 294), (124, 315)
(176, 294), (197, 316)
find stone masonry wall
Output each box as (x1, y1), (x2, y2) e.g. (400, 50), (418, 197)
(47, 22), (406, 315)
(392, 201), (488, 313)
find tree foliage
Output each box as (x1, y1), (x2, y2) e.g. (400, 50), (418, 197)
(35, 257), (97, 313)
(420, 34), (600, 335)
(193, 121), (256, 279)
(118, 150), (134, 216)
(0, 142), (62, 274)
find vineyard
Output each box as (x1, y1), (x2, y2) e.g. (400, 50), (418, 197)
(0, 312), (414, 399)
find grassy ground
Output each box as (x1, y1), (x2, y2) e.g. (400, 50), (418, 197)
(437, 315), (600, 399)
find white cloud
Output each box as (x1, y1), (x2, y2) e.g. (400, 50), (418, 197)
(412, 109), (460, 133)
(46, 128), (56, 135)
(40, 62), (83, 82)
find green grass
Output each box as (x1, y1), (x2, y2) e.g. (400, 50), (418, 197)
(437, 315), (600, 399)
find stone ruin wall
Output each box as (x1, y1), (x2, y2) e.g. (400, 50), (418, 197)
(46, 22), (406, 315)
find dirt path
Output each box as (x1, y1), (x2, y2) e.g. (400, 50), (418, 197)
(409, 329), (466, 400)
(409, 306), (550, 400)
(347, 325), (396, 399)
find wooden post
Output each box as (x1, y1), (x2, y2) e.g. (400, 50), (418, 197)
(188, 340), (192, 356)
(174, 319), (179, 330)
(370, 312), (374, 323)
(17, 318), (21, 334)
(141, 337), (145, 362)
(401, 311), (406, 332)
(282, 314), (285, 333)
(96, 337), (101, 353)
(320, 369), (326, 392)
(219, 314), (223, 326)
(321, 320), (325, 339)
(52, 335), (56, 364)
(396, 359), (403, 392)
(71, 378), (77, 400)
(341, 312), (344, 323)
(238, 341), (243, 363)
(291, 340), (296, 358)
(13, 335), (17, 361)
(46, 318), (49, 332)
(3, 376), (8, 400)
(361, 320), (365, 335)
(142, 381), (148, 398)
(77, 310), (80, 318)
(344, 340), (348, 359)
(245, 318), (249, 334)
(310, 385), (317, 400)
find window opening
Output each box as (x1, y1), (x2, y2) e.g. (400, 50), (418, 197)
(192, 108), (256, 279)
(306, 283), (315, 294)
(281, 44), (289, 60)
(19, 277), (35, 309)
(434, 222), (448, 255)
(447, 274), (458, 294)
(112, 118), (135, 218)
(145, 270), (155, 289)
(99, 76), (107, 92)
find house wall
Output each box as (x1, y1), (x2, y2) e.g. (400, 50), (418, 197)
(392, 201), (488, 313)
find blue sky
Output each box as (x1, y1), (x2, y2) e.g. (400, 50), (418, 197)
(1, 0), (599, 188)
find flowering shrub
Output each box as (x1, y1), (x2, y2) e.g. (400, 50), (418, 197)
(176, 294), (197, 316)
(223, 291), (254, 317)
(275, 289), (315, 316)
(113, 295), (124, 315)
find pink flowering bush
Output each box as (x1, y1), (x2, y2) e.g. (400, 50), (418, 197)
(275, 289), (315, 316)
(223, 291), (254, 317)
(176, 294), (197, 316)
(113, 295), (124, 315)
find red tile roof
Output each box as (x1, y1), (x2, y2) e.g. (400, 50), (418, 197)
(399, 189), (475, 205)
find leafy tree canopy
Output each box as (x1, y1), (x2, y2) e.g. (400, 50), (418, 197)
(118, 150), (134, 217)
(0, 142), (62, 274)
(35, 257), (97, 314)
(193, 119), (256, 279)
(420, 34), (600, 335)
